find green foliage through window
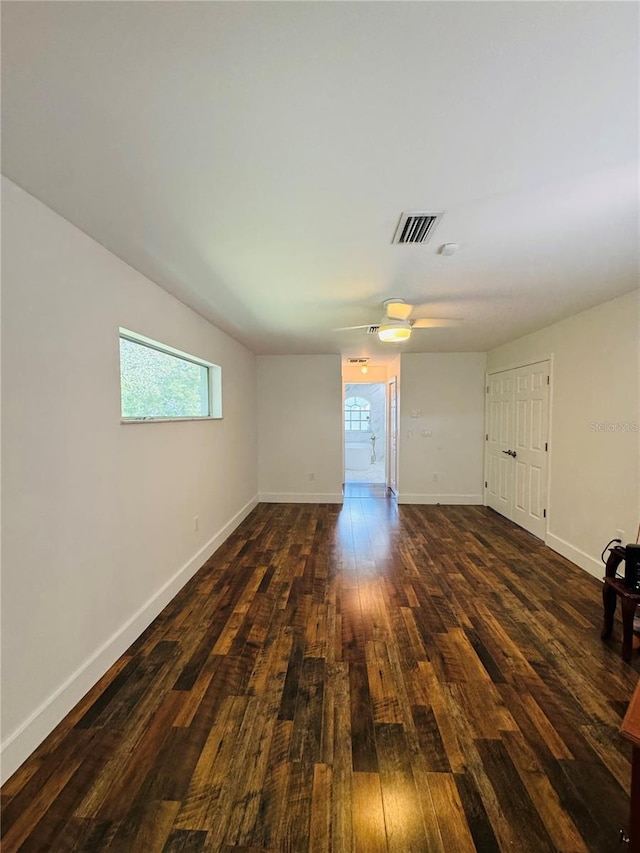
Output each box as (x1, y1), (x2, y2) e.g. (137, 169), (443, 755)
(120, 334), (212, 419)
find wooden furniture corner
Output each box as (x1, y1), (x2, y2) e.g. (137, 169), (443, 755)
(602, 546), (640, 662)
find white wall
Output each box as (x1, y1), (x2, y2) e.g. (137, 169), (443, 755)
(398, 353), (487, 504)
(487, 290), (639, 577)
(1, 178), (259, 781)
(257, 355), (343, 502)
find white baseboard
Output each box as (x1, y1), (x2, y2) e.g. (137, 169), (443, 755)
(0, 494), (259, 785)
(259, 492), (344, 504)
(545, 531), (604, 580)
(397, 493), (484, 505)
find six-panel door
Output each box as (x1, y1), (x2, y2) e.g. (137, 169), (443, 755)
(485, 361), (550, 539)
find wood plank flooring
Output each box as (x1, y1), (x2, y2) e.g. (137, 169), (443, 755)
(2, 496), (639, 852)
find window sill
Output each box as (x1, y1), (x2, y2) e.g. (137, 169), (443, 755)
(121, 416), (222, 424)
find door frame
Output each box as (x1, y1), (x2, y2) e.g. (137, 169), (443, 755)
(387, 377), (398, 495)
(483, 354), (554, 539)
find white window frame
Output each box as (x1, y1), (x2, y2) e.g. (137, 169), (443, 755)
(344, 396), (371, 432)
(119, 328), (222, 423)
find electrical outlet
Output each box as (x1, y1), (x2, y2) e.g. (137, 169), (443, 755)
(309, 472), (315, 481)
(616, 529), (626, 543)
(421, 429), (432, 437)
(194, 516), (199, 532)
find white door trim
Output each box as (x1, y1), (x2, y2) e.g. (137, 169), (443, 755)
(387, 377), (398, 495)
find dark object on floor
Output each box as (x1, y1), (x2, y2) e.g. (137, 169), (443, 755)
(625, 544), (640, 593)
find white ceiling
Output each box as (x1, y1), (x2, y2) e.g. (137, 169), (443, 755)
(2, 1), (638, 358)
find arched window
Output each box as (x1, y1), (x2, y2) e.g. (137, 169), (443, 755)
(344, 396), (371, 431)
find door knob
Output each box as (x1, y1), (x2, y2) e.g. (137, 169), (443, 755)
(502, 449), (517, 458)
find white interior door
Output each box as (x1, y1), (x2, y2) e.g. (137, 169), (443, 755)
(485, 361), (550, 539)
(388, 378), (398, 494)
(511, 363), (549, 538)
(486, 371), (515, 518)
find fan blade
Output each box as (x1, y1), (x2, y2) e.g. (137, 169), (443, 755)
(334, 324), (374, 331)
(385, 301), (413, 321)
(411, 317), (463, 328)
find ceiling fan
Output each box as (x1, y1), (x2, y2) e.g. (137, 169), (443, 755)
(338, 298), (463, 343)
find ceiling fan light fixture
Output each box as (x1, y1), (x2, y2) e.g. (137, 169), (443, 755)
(378, 321), (411, 343)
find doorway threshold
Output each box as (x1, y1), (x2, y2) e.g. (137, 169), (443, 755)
(343, 483), (395, 499)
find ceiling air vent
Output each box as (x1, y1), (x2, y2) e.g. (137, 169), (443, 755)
(392, 211), (444, 245)
(348, 358), (369, 364)
(367, 326), (380, 335)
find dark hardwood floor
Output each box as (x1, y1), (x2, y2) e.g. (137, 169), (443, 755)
(2, 495), (638, 852)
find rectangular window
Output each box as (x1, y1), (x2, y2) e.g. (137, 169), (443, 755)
(119, 329), (221, 421)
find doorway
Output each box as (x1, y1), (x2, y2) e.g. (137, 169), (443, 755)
(344, 382), (387, 483)
(485, 360), (550, 538)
